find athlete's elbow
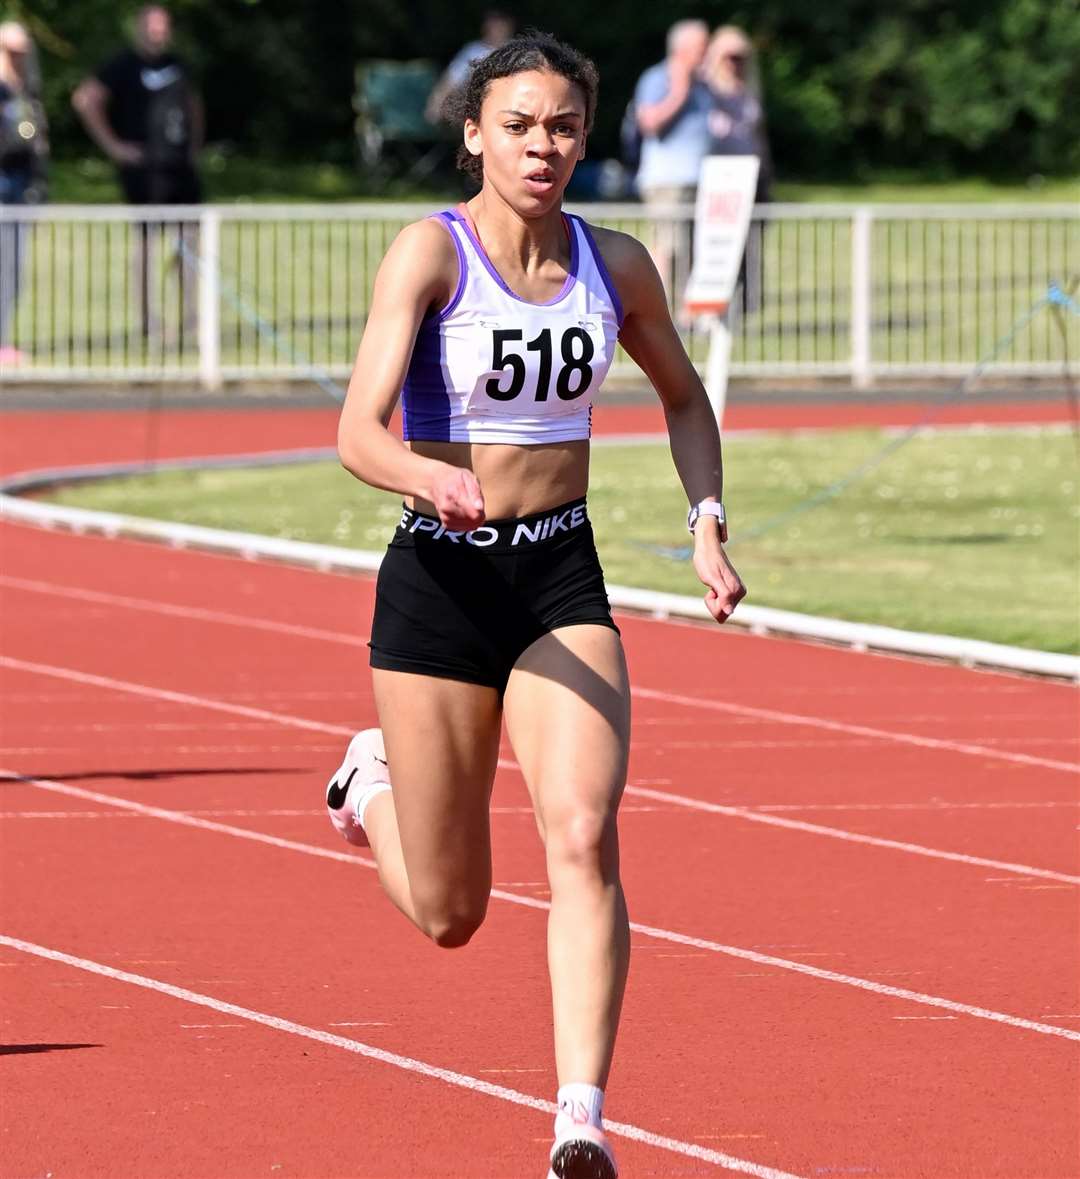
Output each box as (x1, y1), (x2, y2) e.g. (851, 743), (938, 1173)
(337, 428), (375, 483)
(337, 440), (363, 480)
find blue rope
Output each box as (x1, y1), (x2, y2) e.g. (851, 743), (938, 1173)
(178, 241), (348, 403)
(647, 281), (1076, 559)
(1048, 281), (1080, 316)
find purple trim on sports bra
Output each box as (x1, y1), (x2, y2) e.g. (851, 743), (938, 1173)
(401, 315), (452, 442)
(570, 214), (625, 329)
(429, 211), (468, 322)
(449, 208), (579, 307)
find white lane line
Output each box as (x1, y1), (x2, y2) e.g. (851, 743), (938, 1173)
(0, 574), (371, 647)
(6, 770), (1079, 1044)
(0, 656), (357, 739)
(0, 808), (324, 820)
(0, 655), (518, 774)
(0, 934), (804, 1179)
(1, 807), (656, 821)
(5, 574), (1073, 772)
(0, 746), (339, 757)
(3, 656), (1073, 881)
(749, 801), (1079, 813)
(632, 687), (1079, 774)
(625, 786), (1080, 885)
(635, 736), (1078, 750)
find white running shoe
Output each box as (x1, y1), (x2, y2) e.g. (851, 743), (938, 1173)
(549, 1123), (617, 1179)
(325, 728), (391, 848)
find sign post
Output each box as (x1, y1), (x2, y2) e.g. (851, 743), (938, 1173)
(683, 156), (759, 429)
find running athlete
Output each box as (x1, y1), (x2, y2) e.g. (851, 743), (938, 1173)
(328, 32), (745, 1179)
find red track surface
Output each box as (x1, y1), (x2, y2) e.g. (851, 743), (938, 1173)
(1, 404), (1078, 1179)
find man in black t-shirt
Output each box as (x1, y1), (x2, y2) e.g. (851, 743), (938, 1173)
(72, 5), (203, 339)
(72, 4), (202, 204)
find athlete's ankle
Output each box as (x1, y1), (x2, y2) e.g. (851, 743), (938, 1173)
(554, 1081), (605, 1133)
(360, 786), (395, 850)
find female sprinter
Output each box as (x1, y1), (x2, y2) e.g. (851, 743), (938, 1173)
(327, 32), (745, 1179)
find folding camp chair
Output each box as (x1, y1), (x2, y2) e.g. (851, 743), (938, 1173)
(353, 59), (450, 179)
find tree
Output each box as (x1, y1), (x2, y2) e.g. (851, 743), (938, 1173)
(14, 0), (1079, 178)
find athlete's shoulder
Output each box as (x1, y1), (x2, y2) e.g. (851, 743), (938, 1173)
(575, 221), (656, 305)
(387, 215), (460, 268)
(375, 215), (459, 308)
(582, 222), (650, 266)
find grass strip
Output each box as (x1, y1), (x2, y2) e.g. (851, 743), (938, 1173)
(47, 426), (1079, 654)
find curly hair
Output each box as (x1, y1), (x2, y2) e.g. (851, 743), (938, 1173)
(447, 31), (599, 185)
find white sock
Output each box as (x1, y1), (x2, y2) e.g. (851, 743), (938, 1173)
(355, 782), (391, 831)
(555, 1082), (605, 1133)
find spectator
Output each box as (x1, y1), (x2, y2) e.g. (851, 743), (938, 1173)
(0, 20), (48, 366)
(425, 10), (515, 126)
(703, 25), (772, 314)
(704, 26), (771, 201)
(632, 19), (711, 299)
(72, 4), (203, 340)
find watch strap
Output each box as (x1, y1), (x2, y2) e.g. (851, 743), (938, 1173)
(687, 500), (726, 534)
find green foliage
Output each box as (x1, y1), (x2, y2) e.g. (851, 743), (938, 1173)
(746, 0), (1080, 176)
(7, 0), (1080, 179)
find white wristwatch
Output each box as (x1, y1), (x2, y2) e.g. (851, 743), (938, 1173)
(687, 500), (727, 534)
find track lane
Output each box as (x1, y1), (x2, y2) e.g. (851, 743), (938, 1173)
(3, 534), (1077, 998)
(3, 948), (641, 1179)
(3, 399), (1073, 483)
(3, 770), (1078, 1179)
(4, 523), (1077, 862)
(6, 761), (1079, 1042)
(3, 405), (1078, 1178)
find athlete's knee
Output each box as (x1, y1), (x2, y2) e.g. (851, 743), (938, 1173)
(545, 806), (618, 876)
(423, 910), (486, 949)
(413, 891), (489, 949)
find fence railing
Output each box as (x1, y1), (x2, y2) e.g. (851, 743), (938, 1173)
(1, 202), (1076, 389)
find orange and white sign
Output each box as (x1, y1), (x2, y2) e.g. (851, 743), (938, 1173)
(683, 156), (760, 318)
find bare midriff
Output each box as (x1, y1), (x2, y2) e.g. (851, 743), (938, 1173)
(407, 438), (590, 519)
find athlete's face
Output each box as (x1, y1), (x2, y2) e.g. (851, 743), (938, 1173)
(465, 70), (588, 212)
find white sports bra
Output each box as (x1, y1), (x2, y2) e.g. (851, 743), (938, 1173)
(401, 207), (624, 445)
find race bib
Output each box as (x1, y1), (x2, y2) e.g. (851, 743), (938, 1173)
(468, 315), (607, 415)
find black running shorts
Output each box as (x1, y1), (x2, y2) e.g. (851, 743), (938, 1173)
(368, 497), (619, 692)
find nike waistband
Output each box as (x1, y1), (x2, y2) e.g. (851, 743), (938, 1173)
(394, 497), (590, 552)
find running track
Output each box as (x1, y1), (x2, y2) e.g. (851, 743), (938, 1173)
(1, 400), (1077, 1178)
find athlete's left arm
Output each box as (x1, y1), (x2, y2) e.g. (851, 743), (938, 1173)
(593, 226), (746, 623)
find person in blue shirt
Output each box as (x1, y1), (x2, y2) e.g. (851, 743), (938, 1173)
(632, 20), (711, 299)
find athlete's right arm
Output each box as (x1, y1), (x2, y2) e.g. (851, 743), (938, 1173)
(337, 219), (485, 530)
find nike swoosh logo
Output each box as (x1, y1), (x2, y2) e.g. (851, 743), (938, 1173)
(326, 766), (357, 810)
(141, 65), (182, 91)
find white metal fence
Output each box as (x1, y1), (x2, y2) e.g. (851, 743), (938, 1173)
(0, 201), (1076, 389)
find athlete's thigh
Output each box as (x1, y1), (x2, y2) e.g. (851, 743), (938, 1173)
(373, 668), (502, 889)
(502, 625), (631, 836)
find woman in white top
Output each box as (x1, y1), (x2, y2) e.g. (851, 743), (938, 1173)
(330, 31), (745, 1179)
